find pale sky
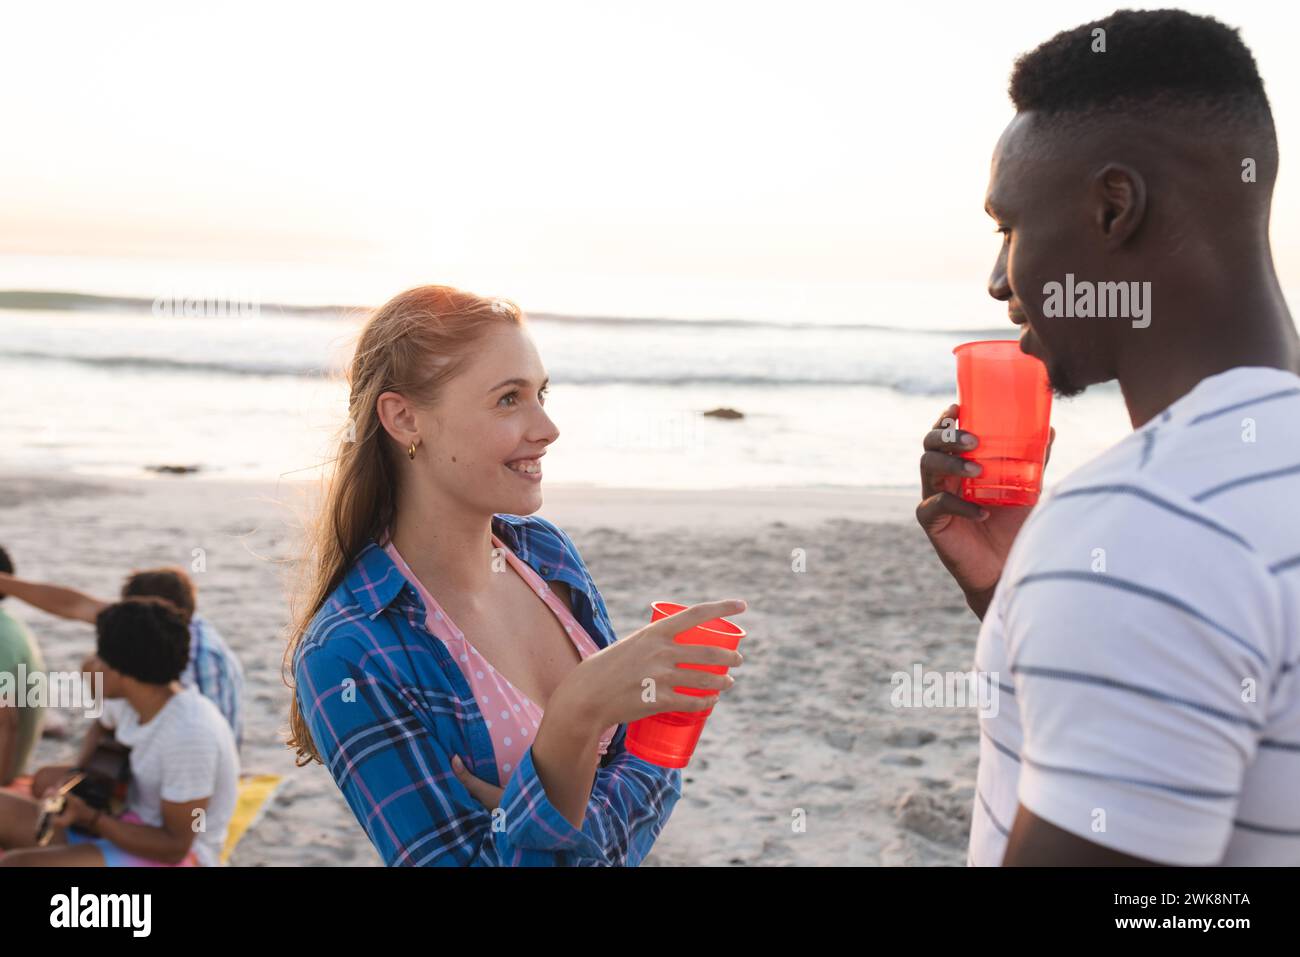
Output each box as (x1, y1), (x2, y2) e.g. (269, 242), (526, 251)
(3, 0), (1298, 314)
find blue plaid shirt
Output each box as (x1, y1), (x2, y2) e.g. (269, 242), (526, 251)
(184, 614), (244, 751)
(294, 514), (683, 866)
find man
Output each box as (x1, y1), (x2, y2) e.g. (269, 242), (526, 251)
(0, 597), (239, 866)
(0, 565), (243, 750)
(0, 547), (47, 786)
(917, 9), (1300, 865)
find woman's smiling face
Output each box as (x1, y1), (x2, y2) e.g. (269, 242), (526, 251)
(389, 322), (559, 518)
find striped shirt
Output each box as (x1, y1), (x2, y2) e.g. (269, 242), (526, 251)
(971, 365), (1300, 865)
(294, 513), (683, 866)
(182, 614), (244, 751)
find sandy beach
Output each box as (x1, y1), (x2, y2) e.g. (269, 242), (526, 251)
(1, 470), (980, 866)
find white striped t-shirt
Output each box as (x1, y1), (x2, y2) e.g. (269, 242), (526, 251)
(970, 365), (1300, 866)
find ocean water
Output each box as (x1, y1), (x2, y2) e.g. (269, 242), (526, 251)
(0, 290), (1135, 490)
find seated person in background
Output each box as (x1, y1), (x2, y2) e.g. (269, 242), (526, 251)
(0, 564), (244, 749)
(0, 546), (47, 786)
(0, 597), (240, 867)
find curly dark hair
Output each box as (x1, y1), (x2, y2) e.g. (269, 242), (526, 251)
(1010, 9), (1274, 136)
(121, 566), (197, 623)
(96, 596), (192, 685)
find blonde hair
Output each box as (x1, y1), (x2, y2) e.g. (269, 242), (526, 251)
(284, 285), (523, 765)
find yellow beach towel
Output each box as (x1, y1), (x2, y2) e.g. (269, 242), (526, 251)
(221, 773), (283, 864)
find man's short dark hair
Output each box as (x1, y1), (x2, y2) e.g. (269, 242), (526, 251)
(1010, 9), (1274, 136)
(96, 596), (192, 685)
(0, 545), (11, 601)
(121, 566), (197, 623)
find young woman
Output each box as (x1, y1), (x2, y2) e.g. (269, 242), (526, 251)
(286, 285), (746, 866)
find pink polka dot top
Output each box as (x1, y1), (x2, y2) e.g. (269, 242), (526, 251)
(381, 530), (618, 786)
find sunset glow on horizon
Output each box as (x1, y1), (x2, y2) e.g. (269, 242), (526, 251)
(4, 0), (1299, 317)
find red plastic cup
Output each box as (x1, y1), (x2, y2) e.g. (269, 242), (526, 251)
(624, 601), (745, 769)
(952, 340), (1053, 507)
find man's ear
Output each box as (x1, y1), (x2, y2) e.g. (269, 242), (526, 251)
(1092, 162), (1147, 250)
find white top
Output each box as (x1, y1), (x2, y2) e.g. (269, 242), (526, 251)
(99, 688), (240, 867)
(970, 366), (1300, 865)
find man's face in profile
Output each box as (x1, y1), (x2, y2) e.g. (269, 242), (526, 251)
(985, 112), (1114, 397)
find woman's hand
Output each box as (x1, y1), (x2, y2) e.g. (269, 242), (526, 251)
(552, 599), (747, 731)
(915, 404), (1054, 619)
(452, 601), (746, 821)
(451, 754), (505, 810)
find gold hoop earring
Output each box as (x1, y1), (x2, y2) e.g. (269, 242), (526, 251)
(407, 440), (418, 460)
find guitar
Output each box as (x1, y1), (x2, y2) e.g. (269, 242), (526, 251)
(33, 736), (132, 844)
